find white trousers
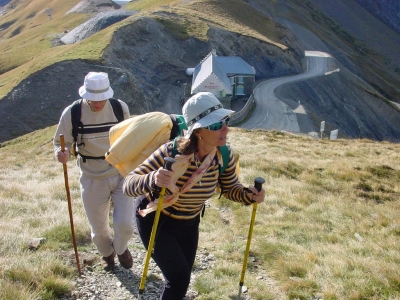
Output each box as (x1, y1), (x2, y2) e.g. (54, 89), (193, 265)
(80, 173), (135, 257)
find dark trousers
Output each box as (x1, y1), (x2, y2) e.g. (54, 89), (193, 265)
(135, 196), (200, 300)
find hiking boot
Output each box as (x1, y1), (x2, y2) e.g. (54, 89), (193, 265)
(102, 251), (115, 271)
(118, 248), (133, 269)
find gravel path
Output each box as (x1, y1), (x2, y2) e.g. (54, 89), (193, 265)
(61, 230), (210, 300)
(58, 201), (270, 300)
(59, 201), (254, 300)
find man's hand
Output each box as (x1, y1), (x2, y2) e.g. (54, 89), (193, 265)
(57, 147), (70, 164)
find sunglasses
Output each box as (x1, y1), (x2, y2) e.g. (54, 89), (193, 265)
(205, 117), (230, 131)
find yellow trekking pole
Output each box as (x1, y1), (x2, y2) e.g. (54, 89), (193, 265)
(138, 157), (175, 299)
(237, 177), (265, 300)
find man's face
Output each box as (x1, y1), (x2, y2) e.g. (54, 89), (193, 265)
(88, 100), (107, 112)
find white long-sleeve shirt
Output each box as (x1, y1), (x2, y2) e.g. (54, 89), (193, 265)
(53, 99), (130, 179)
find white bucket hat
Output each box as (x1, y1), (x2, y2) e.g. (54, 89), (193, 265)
(78, 72), (114, 101)
(183, 92), (234, 138)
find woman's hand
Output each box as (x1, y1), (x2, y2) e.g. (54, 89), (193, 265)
(247, 186), (265, 204)
(154, 167), (174, 189)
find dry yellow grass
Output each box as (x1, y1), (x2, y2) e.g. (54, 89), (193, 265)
(2, 127), (398, 299)
(197, 128), (400, 299)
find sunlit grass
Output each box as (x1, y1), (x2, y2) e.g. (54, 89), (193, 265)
(0, 128), (90, 299)
(0, 122), (399, 299)
(197, 128), (400, 299)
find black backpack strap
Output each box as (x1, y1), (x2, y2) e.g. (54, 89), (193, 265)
(71, 98), (123, 161)
(70, 99), (84, 157)
(169, 114), (180, 140)
(109, 98), (124, 122)
(79, 153), (106, 162)
(71, 99), (83, 144)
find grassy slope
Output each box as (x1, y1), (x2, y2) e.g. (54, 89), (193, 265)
(172, 0), (287, 47)
(0, 0), (83, 72)
(0, 0), (91, 98)
(0, 0), (120, 98)
(0, 0), (286, 100)
(0, 127), (399, 299)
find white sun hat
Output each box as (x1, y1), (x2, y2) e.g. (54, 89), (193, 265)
(78, 72), (114, 101)
(183, 92), (234, 138)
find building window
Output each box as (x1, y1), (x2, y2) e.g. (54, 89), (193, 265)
(236, 84), (244, 95)
(238, 76), (244, 84)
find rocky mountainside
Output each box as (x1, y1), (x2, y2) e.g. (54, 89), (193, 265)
(354, 0), (400, 33)
(0, 0), (399, 143)
(247, 0), (400, 141)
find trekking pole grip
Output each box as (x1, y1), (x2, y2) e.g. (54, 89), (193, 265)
(157, 157), (175, 196)
(164, 157), (175, 171)
(254, 177), (265, 192)
(60, 134), (65, 151)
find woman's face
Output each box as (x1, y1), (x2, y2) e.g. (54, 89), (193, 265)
(196, 117), (230, 148)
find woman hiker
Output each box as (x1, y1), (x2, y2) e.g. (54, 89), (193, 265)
(123, 92), (265, 299)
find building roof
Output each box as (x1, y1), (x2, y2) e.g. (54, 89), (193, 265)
(192, 54), (232, 94)
(191, 51), (255, 94)
(213, 56), (256, 76)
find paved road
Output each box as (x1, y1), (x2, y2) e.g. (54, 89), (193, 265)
(238, 51), (339, 136)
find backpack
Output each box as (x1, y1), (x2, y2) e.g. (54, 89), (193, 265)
(105, 111), (234, 178)
(105, 112), (186, 176)
(71, 98), (124, 161)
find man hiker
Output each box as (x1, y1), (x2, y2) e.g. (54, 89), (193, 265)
(53, 71), (135, 270)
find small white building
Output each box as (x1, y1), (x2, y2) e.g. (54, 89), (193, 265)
(191, 50), (256, 98)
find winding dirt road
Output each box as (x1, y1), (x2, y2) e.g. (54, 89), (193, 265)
(239, 51), (339, 137)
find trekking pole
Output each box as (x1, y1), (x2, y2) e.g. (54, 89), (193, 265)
(60, 134), (82, 276)
(237, 177), (265, 300)
(138, 157), (175, 300)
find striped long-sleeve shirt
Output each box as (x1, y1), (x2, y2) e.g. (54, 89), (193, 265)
(123, 141), (253, 220)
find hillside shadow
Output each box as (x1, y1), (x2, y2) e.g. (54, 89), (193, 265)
(0, 20), (15, 31)
(96, 2), (121, 9)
